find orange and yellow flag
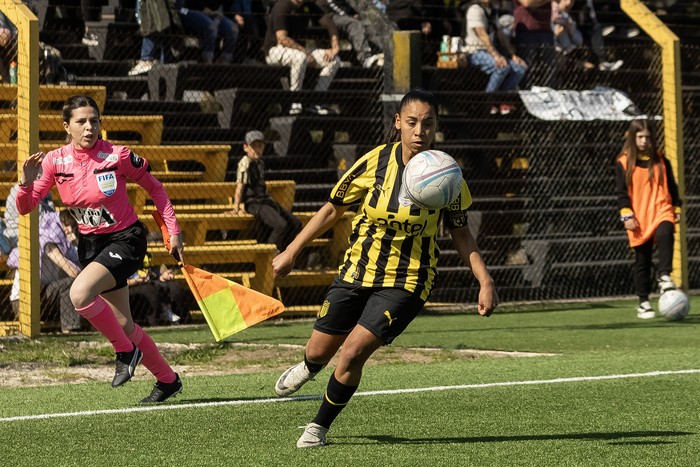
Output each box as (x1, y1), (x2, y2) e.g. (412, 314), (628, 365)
(151, 210), (285, 341)
(182, 265), (285, 341)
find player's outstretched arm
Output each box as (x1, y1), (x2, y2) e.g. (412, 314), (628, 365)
(449, 225), (499, 316)
(273, 202), (348, 278)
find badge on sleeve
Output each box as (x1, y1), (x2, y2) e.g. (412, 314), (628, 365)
(130, 151), (144, 168)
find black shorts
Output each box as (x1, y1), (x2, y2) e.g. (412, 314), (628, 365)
(314, 279), (426, 344)
(78, 221), (148, 291)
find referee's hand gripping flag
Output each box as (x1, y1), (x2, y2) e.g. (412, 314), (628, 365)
(152, 211), (285, 341)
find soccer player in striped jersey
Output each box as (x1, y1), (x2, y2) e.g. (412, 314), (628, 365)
(272, 88), (499, 447)
(615, 118), (682, 319)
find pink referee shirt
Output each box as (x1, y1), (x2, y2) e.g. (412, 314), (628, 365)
(16, 139), (179, 236)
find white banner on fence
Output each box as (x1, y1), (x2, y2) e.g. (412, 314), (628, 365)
(518, 86), (645, 121)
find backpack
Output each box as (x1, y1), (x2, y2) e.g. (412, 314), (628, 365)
(39, 42), (76, 85)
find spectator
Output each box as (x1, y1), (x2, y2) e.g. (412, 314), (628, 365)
(7, 202), (84, 333)
(128, 254), (191, 326)
(44, 209), (87, 332)
(3, 183), (54, 251)
(575, 0), (623, 71)
(229, 0), (260, 39)
(462, 0), (527, 115)
(386, 0), (431, 35)
(615, 118), (682, 319)
(512, 0), (558, 87)
(551, 0), (582, 55)
(176, 0), (240, 64)
(315, 0), (384, 67)
(228, 130), (302, 252)
(129, 0), (183, 76)
(424, 0), (460, 40)
(385, 0), (436, 62)
(80, 0), (100, 46)
(263, 0), (341, 115)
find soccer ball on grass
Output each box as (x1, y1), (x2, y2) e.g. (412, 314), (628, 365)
(399, 150), (463, 210)
(658, 289), (690, 321)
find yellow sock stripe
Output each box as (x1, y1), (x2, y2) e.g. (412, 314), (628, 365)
(324, 392), (348, 407)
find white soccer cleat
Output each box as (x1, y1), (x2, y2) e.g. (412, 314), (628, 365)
(275, 361), (318, 397)
(296, 423), (328, 448)
(636, 301), (656, 319)
(657, 275), (676, 294)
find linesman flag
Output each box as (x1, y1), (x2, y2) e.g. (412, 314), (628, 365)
(152, 212), (285, 341)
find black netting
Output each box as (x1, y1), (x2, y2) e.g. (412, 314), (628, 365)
(0, 1), (698, 332)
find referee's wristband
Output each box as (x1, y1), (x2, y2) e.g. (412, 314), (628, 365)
(620, 214), (635, 222)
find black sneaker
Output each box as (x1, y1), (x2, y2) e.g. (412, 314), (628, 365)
(140, 374), (183, 404)
(112, 344), (143, 388)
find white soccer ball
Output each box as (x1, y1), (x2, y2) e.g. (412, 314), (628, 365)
(400, 150), (463, 210)
(658, 289), (690, 321)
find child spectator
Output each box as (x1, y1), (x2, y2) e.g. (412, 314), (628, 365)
(128, 254), (190, 325)
(615, 118), (682, 319)
(229, 130), (302, 252)
(551, 0), (582, 55)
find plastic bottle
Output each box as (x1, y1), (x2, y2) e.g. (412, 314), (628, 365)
(440, 35), (449, 62)
(9, 61), (17, 85)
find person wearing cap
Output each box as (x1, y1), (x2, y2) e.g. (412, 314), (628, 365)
(271, 89), (498, 448)
(229, 130), (302, 252)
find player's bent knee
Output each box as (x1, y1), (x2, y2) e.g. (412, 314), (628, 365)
(69, 280), (97, 309)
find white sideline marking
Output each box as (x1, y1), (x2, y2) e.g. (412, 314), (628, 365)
(1, 369), (699, 423)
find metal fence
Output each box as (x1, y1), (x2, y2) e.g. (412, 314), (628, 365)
(0, 1), (697, 333)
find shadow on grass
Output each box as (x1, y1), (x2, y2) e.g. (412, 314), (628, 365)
(349, 430), (694, 445)
(181, 394), (322, 404)
(413, 317), (700, 336)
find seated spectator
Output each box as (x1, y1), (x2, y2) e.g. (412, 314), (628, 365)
(130, 0), (183, 76)
(551, 0), (582, 55)
(386, 0), (431, 35)
(385, 0), (437, 62)
(80, 0), (100, 46)
(7, 202), (84, 333)
(228, 130), (302, 252)
(263, 0), (341, 115)
(463, 0), (527, 114)
(177, 0), (240, 64)
(43, 210), (87, 332)
(229, 0), (260, 38)
(3, 183), (54, 251)
(513, 0), (558, 87)
(575, 0), (623, 71)
(315, 0), (384, 67)
(128, 254), (191, 326)
(0, 11), (16, 81)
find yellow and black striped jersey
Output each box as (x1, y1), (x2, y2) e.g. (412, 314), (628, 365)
(329, 142), (472, 301)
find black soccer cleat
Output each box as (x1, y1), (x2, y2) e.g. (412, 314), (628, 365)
(140, 374), (183, 404)
(112, 344), (143, 388)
